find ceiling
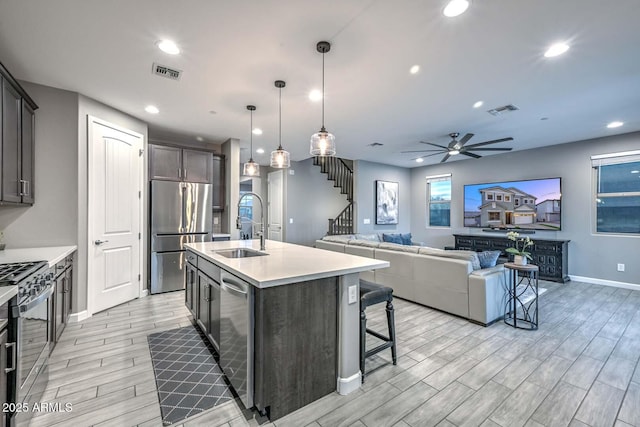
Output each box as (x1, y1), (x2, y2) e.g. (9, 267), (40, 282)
(0, 0), (638, 168)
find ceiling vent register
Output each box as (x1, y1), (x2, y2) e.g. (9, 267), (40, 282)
(487, 104), (519, 116)
(152, 63), (182, 80)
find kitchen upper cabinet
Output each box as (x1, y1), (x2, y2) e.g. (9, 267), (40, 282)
(212, 155), (225, 211)
(149, 144), (214, 183)
(0, 62), (38, 206)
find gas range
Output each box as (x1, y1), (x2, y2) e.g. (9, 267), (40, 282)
(0, 261), (50, 307)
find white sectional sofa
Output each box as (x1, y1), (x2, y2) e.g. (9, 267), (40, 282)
(315, 235), (507, 325)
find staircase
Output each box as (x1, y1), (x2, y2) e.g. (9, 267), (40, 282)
(312, 156), (354, 235)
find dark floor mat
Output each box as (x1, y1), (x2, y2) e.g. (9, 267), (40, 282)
(148, 325), (234, 425)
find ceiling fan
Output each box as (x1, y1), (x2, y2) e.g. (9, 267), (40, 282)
(402, 132), (514, 163)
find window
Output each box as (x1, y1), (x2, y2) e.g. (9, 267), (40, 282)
(514, 198), (520, 206)
(496, 194), (503, 201)
(426, 174), (451, 227)
(505, 195), (511, 202)
(592, 151), (640, 234)
(488, 212), (501, 221)
(486, 193), (494, 200)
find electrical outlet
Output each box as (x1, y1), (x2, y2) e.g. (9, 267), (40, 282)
(213, 217), (219, 225)
(348, 285), (358, 304)
(363, 218), (371, 224)
(618, 263), (625, 272)
(289, 218), (293, 224)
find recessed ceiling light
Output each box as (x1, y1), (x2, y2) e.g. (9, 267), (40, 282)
(606, 121), (624, 128)
(196, 136), (204, 142)
(443, 0), (469, 17)
(410, 65), (420, 75)
(415, 158), (424, 163)
(256, 148), (265, 154)
(145, 105), (159, 114)
(252, 128), (263, 135)
(544, 42), (570, 58)
(209, 110), (217, 115)
(157, 40), (180, 55)
(309, 89), (323, 102)
(473, 101), (483, 109)
(540, 117), (549, 121)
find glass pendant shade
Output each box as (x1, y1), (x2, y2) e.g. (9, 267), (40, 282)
(243, 159), (260, 176)
(271, 80), (290, 168)
(270, 147), (290, 168)
(310, 128), (336, 156)
(243, 105), (260, 177)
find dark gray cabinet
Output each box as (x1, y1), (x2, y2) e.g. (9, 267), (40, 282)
(454, 234), (570, 282)
(212, 155), (225, 211)
(197, 272), (220, 349)
(52, 255), (74, 346)
(0, 327), (7, 427)
(149, 144), (213, 184)
(0, 62), (37, 205)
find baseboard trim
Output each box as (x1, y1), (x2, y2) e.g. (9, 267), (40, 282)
(569, 275), (640, 291)
(337, 371), (361, 395)
(69, 310), (89, 323)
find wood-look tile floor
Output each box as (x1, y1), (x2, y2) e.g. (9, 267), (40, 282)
(33, 279), (640, 427)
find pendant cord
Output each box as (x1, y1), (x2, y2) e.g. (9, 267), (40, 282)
(321, 51), (325, 129)
(249, 109), (253, 160)
(278, 87), (282, 149)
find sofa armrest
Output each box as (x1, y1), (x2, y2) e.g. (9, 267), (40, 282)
(468, 267), (507, 325)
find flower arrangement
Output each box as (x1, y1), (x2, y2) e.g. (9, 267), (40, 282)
(505, 231), (533, 261)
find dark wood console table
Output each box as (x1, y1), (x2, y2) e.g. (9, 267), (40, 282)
(454, 234), (570, 283)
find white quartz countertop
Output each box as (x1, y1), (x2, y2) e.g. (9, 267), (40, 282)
(0, 245), (77, 267)
(0, 285), (18, 306)
(212, 233), (231, 238)
(185, 240), (389, 288)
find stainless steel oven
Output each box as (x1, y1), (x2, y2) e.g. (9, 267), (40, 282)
(0, 261), (52, 426)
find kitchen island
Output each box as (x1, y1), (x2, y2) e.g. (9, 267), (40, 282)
(184, 239), (388, 420)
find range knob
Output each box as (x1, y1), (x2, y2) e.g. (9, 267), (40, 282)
(29, 287), (38, 296)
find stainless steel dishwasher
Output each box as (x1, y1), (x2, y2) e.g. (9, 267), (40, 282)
(219, 271), (254, 408)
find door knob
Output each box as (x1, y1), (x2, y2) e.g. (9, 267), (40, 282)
(94, 239), (109, 245)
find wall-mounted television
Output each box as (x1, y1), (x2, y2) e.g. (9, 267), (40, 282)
(464, 177), (561, 231)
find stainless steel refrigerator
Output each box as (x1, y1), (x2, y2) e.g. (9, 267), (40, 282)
(150, 180), (213, 294)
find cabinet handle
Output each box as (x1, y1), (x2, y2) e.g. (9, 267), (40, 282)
(178, 168), (182, 178)
(5, 342), (16, 373)
(184, 169), (187, 180)
(19, 180), (26, 196)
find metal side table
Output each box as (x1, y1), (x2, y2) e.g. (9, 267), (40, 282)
(504, 262), (539, 330)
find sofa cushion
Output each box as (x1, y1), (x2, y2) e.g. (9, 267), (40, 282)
(418, 247), (482, 270)
(378, 242), (420, 253)
(382, 233), (403, 245)
(321, 235), (355, 243)
(477, 250), (501, 268)
(348, 239), (381, 248)
(355, 233), (381, 242)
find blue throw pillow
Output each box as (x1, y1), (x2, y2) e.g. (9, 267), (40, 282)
(400, 233), (412, 245)
(382, 233), (403, 245)
(477, 250), (501, 268)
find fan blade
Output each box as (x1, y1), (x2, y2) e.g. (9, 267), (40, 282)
(448, 138), (458, 149)
(411, 152), (445, 160)
(421, 141), (450, 150)
(465, 147), (513, 151)
(458, 133), (474, 147)
(440, 153), (451, 163)
(460, 151), (482, 159)
(400, 149), (444, 153)
(464, 137), (513, 149)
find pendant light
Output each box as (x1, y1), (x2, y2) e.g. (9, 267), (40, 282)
(270, 80), (291, 168)
(310, 41), (336, 157)
(243, 105), (260, 177)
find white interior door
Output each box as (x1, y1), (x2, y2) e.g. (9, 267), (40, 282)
(88, 116), (143, 314)
(268, 170), (283, 241)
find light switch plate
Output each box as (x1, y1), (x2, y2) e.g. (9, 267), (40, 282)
(289, 218), (293, 224)
(364, 218), (371, 224)
(213, 217), (219, 225)
(348, 285), (358, 304)
(289, 169), (295, 175)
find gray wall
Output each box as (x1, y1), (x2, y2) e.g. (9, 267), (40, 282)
(77, 94), (148, 313)
(354, 160), (412, 235)
(409, 131), (640, 285)
(283, 158), (350, 246)
(0, 82), (78, 247)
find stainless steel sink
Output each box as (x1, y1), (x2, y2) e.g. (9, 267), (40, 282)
(214, 248), (268, 258)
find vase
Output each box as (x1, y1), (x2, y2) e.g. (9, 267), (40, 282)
(514, 255), (527, 265)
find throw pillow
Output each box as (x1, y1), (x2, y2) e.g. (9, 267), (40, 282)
(382, 233), (403, 245)
(477, 250), (501, 268)
(355, 233), (381, 242)
(400, 233), (413, 245)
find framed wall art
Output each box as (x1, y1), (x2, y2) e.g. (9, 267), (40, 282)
(376, 180), (399, 224)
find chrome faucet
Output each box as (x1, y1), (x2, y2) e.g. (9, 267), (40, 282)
(236, 192), (266, 251)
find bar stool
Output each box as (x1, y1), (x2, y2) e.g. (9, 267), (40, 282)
(359, 279), (397, 382)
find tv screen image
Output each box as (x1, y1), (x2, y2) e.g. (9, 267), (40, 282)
(463, 177), (561, 230)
